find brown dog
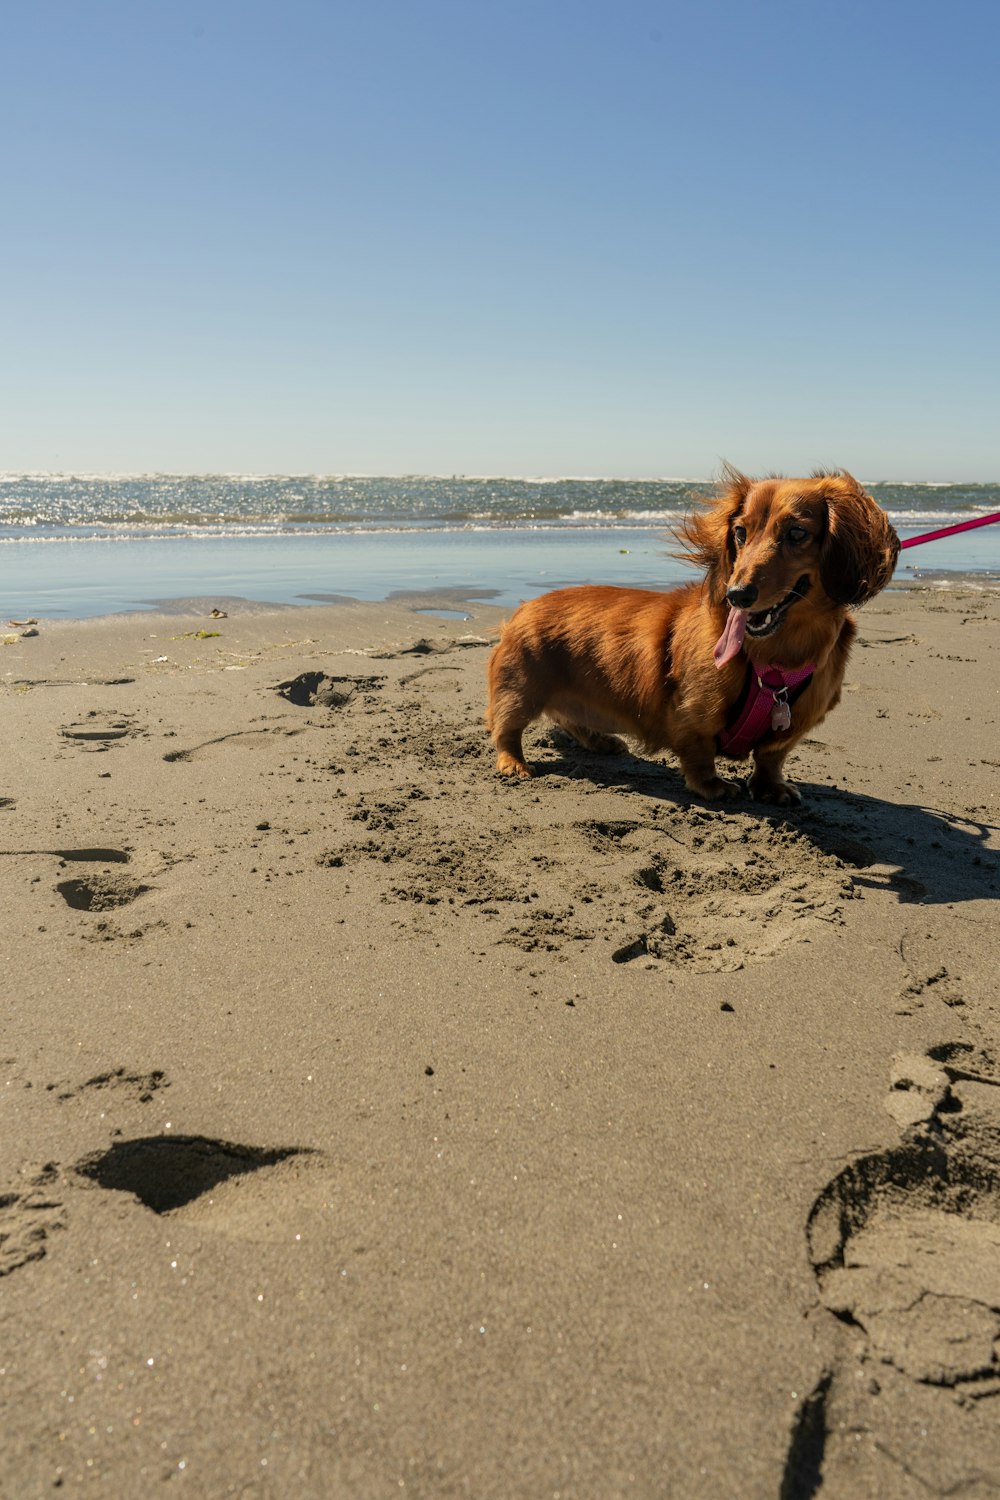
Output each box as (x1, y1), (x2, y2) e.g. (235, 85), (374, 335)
(485, 467), (899, 805)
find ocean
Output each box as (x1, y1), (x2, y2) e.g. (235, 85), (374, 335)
(1, 474), (998, 620)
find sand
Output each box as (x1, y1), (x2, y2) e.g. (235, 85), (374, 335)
(2, 582), (999, 1498)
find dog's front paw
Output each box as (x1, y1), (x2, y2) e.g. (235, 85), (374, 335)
(690, 774), (744, 802)
(750, 778), (801, 807)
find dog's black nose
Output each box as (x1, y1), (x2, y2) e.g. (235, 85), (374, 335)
(727, 584), (758, 608)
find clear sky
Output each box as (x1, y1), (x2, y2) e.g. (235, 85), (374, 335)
(3, 0), (997, 479)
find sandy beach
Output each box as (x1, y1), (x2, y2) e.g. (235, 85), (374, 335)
(2, 581), (999, 1498)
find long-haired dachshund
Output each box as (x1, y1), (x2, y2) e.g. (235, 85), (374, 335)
(485, 467), (899, 805)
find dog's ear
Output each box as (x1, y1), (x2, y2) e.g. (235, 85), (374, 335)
(674, 464), (751, 604)
(818, 472), (900, 606)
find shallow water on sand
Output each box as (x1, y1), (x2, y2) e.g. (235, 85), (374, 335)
(1, 480), (997, 620)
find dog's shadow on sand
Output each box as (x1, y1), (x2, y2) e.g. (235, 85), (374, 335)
(533, 744), (998, 908)
(793, 785), (998, 907)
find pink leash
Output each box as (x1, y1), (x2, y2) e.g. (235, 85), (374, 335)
(899, 509), (1000, 549)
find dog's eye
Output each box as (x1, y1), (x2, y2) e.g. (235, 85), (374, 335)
(733, 524), (747, 546)
(786, 525), (809, 544)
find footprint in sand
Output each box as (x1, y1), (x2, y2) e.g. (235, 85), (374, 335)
(0, 1141), (322, 1274)
(0, 844), (158, 922)
(809, 1092), (1000, 1392)
(896, 929), (968, 1016)
(163, 724), (306, 762)
(59, 712), (142, 751)
(0, 844), (131, 870)
(0, 1058), (320, 1274)
(369, 635), (492, 660)
(50, 1067), (169, 1107)
(0, 1165), (66, 1278)
(56, 873), (153, 912)
(0, 843), (156, 918)
(274, 670), (385, 707)
(49, 850), (152, 913)
(77, 1135), (305, 1210)
(14, 676), (135, 689)
(51, 846), (131, 864)
(0, 1066), (173, 1277)
(783, 1044), (1000, 1496)
(74, 1135), (327, 1243)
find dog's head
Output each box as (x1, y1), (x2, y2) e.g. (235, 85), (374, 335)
(679, 466), (900, 657)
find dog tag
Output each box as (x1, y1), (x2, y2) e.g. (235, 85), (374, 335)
(771, 697), (792, 732)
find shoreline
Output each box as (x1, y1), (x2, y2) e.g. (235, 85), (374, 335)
(3, 566), (998, 638)
(3, 587), (1000, 1496)
(3, 524), (1000, 625)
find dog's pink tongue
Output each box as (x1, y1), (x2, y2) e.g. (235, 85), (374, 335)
(713, 607), (748, 667)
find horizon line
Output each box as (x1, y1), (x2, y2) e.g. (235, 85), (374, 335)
(3, 471), (997, 487)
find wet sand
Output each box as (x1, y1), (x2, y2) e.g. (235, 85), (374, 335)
(2, 583), (999, 1497)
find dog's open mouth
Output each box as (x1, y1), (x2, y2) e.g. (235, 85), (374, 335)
(745, 580), (807, 638)
(714, 576), (810, 665)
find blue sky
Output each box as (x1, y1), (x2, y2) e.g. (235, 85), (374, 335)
(3, 0), (997, 479)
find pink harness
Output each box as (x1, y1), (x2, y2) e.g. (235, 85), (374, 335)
(717, 661), (815, 760)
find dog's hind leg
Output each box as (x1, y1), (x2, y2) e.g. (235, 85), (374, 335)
(549, 713), (628, 758)
(485, 680), (538, 779)
(492, 722), (533, 778)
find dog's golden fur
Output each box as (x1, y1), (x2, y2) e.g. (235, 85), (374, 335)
(485, 467), (899, 805)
